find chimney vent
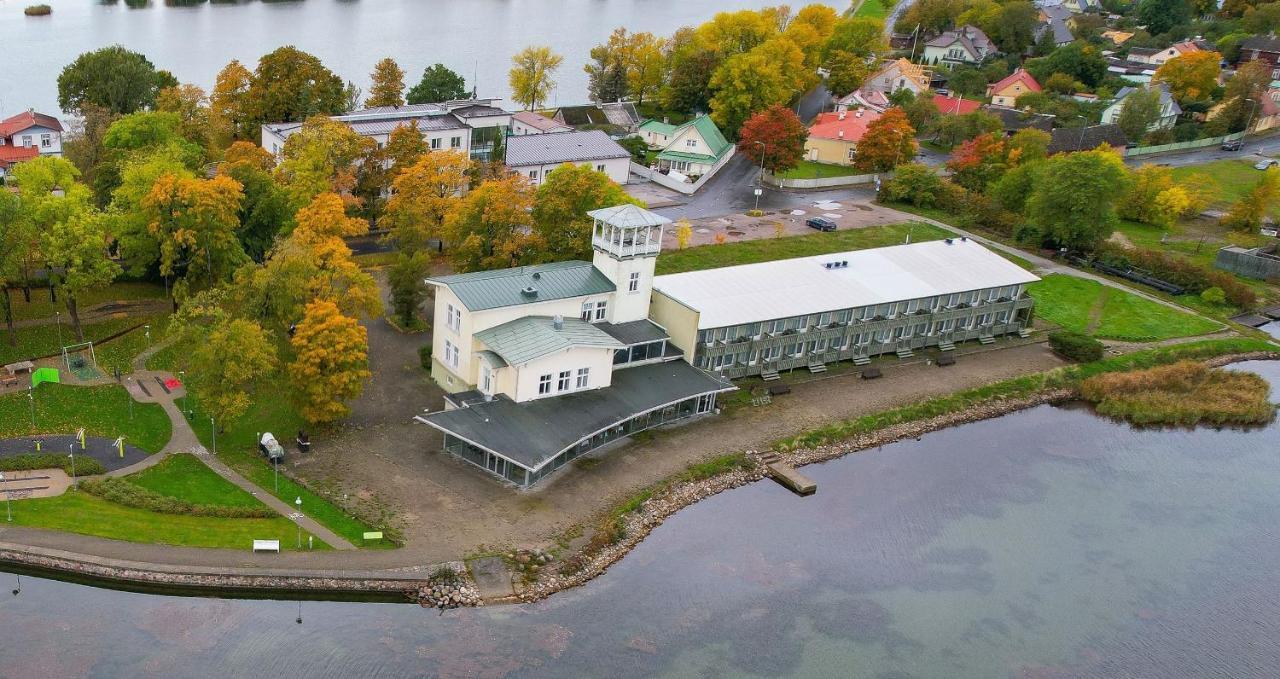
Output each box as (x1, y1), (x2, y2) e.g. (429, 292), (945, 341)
(521, 286), (538, 297)
(838, 110), (847, 120)
(552, 315), (564, 330)
(838, 130), (845, 139)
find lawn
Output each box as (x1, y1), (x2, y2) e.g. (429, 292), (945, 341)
(5, 282), (167, 321)
(0, 383), (171, 453)
(1027, 274), (1221, 341)
(177, 390), (392, 548)
(94, 316), (170, 376)
(8, 490), (328, 551)
(129, 453), (269, 510)
(779, 160), (865, 180)
(0, 315), (161, 366)
(1168, 161), (1279, 217)
(656, 221), (954, 274)
(852, 0), (889, 18)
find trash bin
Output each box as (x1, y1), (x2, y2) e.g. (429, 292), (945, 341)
(296, 430), (311, 453)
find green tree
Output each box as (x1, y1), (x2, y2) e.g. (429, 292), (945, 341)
(57, 46), (175, 115)
(708, 49), (793, 137)
(108, 147), (197, 277)
(366, 57), (406, 108)
(243, 46), (348, 134)
(1025, 148), (1129, 251)
(1116, 88), (1162, 142)
(824, 16), (887, 59)
(1137, 0), (1192, 35)
(407, 64), (470, 104)
(531, 164), (640, 261)
(445, 176), (543, 272)
(0, 192), (32, 346)
(185, 317), (278, 426)
(509, 46), (564, 110)
(585, 28), (634, 103)
(825, 50), (873, 98)
(274, 116), (372, 209)
(660, 27), (721, 114)
(388, 251), (431, 329)
(219, 143), (293, 262)
(987, 1), (1040, 54)
(1027, 42), (1107, 87)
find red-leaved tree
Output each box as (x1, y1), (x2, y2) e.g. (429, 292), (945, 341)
(737, 104), (809, 175)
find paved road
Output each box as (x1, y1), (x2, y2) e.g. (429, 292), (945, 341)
(1125, 134), (1280, 168)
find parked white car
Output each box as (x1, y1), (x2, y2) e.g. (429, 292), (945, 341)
(1255, 158), (1279, 170)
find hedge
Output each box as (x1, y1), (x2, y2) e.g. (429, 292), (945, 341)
(1049, 331), (1105, 362)
(0, 454), (106, 476)
(80, 477), (277, 518)
(1093, 242), (1257, 309)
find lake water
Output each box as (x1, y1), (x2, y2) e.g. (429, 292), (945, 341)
(0, 0), (840, 119)
(1, 359), (1277, 678)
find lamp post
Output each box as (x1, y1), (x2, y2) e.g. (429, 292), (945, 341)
(295, 497), (302, 549)
(1074, 115), (1088, 152)
(27, 388), (35, 428)
(210, 415), (216, 455)
(178, 371), (186, 415)
(127, 378), (133, 420)
(68, 443), (77, 489)
(753, 140), (767, 183)
(2, 472), (12, 522)
(54, 311), (62, 349)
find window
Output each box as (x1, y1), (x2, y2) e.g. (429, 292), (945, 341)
(557, 370), (571, 391)
(529, 169), (539, 180)
(40, 134), (51, 148)
(444, 340), (460, 369)
(451, 136), (462, 148)
(628, 272), (640, 293)
(481, 365), (492, 393)
(20, 135), (32, 147)
(430, 138), (441, 149)
(593, 300), (607, 321)
(596, 164), (606, 172)
(685, 138), (697, 148)
(445, 304), (461, 332)
(576, 367), (589, 389)
(581, 301), (593, 321)
(538, 374), (552, 395)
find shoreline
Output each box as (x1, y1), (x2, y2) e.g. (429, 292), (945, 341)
(0, 351), (1275, 603)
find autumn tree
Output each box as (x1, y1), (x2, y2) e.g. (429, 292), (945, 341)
(853, 108), (917, 172)
(946, 133), (1008, 192)
(509, 46), (563, 110)
(660, 28), (721, 114)
(186, 317), (278, 425)
(289, 298), (371, 424)
(445, 175), (542, 272)
(708, 48), (795, 137)
(407, 64), (469, 104)
(586, 28), (633, 103)
(1221, 170), (1279, 232)
(737, 105), (808, 175)
(274, 115), (371, 209)
(242, 47), (348, 134)
(1116, 88), (1162, 142)
(57, 46), (175, 115)
(825, 51), (873, 97)
(1120, 165), (1215, 228)
(1154, 51), (1220, 104)
(366, 57), (406, 108)
(675, 218), (693, 249)
(824, 17), (888, 59)
(695, 9), (777, 55)
(219, 143), (293, 261)
(1024, 147), (1129, 251)
(209, 60), (254, 146)
(1209, 60), (1271, 133)
(1006, 128), (1051, 165)
(142, 173), (247, 297)
(531, 164), (641, 261)
(156, 84), (212, 151)
(384, 150), (472, 253)
(108, 147), (197, 276)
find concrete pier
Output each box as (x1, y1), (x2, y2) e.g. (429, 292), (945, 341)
(767, 462), (817, 496)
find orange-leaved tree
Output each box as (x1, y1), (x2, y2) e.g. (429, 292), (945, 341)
(737, 104), (809, 176)
(289, 298), (371, 424)
(444, 174), (543, 272)
(852, 107), (917, 173)
(384, 149), (472, 253)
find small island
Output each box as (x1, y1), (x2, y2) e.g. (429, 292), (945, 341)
(1082, 360), (1276, 426)
(24, 4), (52, 16)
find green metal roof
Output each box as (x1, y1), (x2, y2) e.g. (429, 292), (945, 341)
(638, 119), (678, 136)
(427, 261), (615, 312)
(475, 316), (625, 366)
(681, 116), (732, 158)
(657, 150), (720, 164)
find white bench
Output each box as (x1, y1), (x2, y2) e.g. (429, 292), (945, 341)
(252, 539), (280, 553)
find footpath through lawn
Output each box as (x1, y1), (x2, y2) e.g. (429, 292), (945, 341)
(1027, 274), (1222, 341)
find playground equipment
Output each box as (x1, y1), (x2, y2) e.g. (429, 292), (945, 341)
(61, 341), (101, 380)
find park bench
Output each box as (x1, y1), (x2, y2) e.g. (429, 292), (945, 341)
(252, 539), (280, 553)
(936, 354), (956, 367)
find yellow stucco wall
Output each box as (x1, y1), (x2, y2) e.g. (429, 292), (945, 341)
(802, 137), (858, 166)
(648, 290), (701, 364)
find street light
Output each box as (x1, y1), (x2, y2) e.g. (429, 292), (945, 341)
(1, 472), (12, 522)
(295, 497), (303, 549)
(210, 415), (216, 455)
(127, 378), (133, 420)
(753, 140), (767, 183)
(27, 388), (34, 428)
(178, 371), (187, 415)
(68, 443), (77, 489)
(54, 311), (62, 349)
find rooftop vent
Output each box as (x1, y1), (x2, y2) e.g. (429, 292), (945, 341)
(531, 272), (541, 280)
(521, 286), (538, 297)
(944, 238), (954, 245)
(552, 315), (564, 330)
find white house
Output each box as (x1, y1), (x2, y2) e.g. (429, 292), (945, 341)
(861, 58), (933, 97)
(636, 115), (733, 177)
(261, 99), (512, 161)
(0, 110), (63, 180)
(504, 130), (631, 186)
(510, 110), (573, 135)
(1102, 83), (1182, 132)
(922, 26), (994, 69)
(418, 205), (734, 486)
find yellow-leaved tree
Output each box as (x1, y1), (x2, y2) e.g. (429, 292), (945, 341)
(290, 298), (371, 424)
(187, 316), (278, 426)
(384, 150), (472, 253)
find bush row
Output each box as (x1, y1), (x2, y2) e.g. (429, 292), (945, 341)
(0, 454), (107, 476)
(1093, 242), (1257, 309)
(1048, 331), (1105, 362)
(81, 477), (277, 518)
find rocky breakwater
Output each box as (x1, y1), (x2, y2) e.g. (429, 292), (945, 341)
(412, 567), (482, 609)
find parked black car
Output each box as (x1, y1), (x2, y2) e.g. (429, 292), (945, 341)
(1221, 138), (1243, 151)
(806, 217), (837, 232)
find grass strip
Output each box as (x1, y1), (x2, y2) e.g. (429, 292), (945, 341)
(0, 383), (170, 454)
(128, 453), (271, 510)
(81, 477), (277, 518)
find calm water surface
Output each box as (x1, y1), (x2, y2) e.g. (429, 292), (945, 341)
(0, 0), (840, 118)
(1, 360), (1277, 678)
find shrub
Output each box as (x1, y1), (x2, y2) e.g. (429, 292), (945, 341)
(429, 564), (461, 584)
(1081, 360), (1275, 426)
(80, 477), (276, 518)
(418, 343), (432, 370)
(881, 163), (949, 208)
(1200, 287), (1226, 305)
(1093, 242), (1257, 309)
(1048, 331), (1105, 362)
(0, 454), (106, 476)
(24, 4), (52, 16)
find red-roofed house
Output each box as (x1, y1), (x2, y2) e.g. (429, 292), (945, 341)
(803, 109), (882, 166)
(0, 110), (63, 179)
(986, 69), (1042, 108)
(0, 145), (40, 179)
(932, 94), (982, 115)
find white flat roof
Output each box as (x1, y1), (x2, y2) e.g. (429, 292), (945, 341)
(652, 238), (1040, 330)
